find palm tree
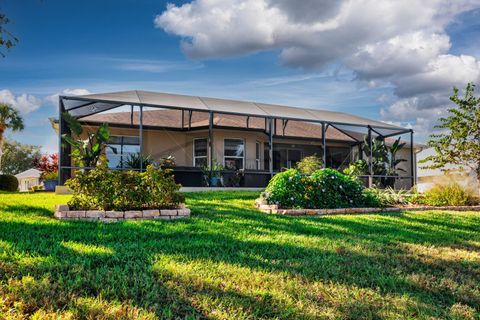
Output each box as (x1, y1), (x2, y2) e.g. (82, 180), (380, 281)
(0, 103), (24, 172)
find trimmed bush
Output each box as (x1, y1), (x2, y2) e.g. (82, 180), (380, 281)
(264, 169), (307, 208)
(264, 168), (380, 209)
(66, 160), (184, 211)
(423, 183), (473, 206)
(0, 174), (19, 191)
(296, 155), (323, 175)
(308, 169), (371, 208)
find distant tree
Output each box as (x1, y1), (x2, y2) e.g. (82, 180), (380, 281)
(33, 153), (58, 179)
(0, 12), (18, 57)
(420, 83), (480, 195)
(0, 139), (41, 175)
(0, 103), (24, 172)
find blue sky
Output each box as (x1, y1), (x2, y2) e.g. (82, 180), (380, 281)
(1, 0), (479, 153)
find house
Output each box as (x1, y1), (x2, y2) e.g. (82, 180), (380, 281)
(416, 147), (479, 192)
(54, 90), (417, 188)
(14, 168), (42, 192)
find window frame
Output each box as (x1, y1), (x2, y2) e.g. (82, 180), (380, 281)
(223, 138), (245, 170)
(255, 141), (261, 170)
(193, 137), (208, 168)
(106, 135), (140, 169)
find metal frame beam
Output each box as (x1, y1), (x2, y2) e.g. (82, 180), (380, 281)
(322, 122), (326, 168)
(368, 126), (373, 187)
(139, 105), (144, 171)
(410, 129), (415, 188)
(268, 117), (273, 177)
(209, 112), (214, 183)
(328, 123), (361, 142)
(58, 97), (71, 185)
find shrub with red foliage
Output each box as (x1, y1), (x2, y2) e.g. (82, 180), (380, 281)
(33, 153), (58, 179)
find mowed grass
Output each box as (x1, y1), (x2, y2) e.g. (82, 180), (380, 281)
(0, 192), (479, 319)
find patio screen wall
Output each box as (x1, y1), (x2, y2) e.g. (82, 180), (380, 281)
(57, 90), (416, 189)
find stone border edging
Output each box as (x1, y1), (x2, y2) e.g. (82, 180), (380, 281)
(255, 199), (480, 216)
(54, 204), (190, 222)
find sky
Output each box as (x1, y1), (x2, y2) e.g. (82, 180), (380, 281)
(1, 0), (480, 154)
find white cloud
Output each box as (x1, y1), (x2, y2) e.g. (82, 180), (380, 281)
(0, 89), (42, 114)
(45, 88), (91, 108)
(110, 58), (204, 73)
(155, 0), (480, 139)
(155, 0), (478, 66)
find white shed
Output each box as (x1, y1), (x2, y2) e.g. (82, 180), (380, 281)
(15, 168), (42, 192)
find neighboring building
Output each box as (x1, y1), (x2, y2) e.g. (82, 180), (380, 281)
(54, 90), (418, 188)
(15, 168), (42, 192)
(416, 147), (479, 193)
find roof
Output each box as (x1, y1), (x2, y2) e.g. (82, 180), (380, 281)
(14, 168), (41, 179)
(82, 109), (361, 142)
(61, 90), (408, 134)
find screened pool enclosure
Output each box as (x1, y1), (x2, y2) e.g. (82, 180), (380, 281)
(57, 90), (416, 188)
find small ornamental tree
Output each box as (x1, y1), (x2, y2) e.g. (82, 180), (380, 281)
(33, 153), (59, 180)
(420, 83), (480, 195)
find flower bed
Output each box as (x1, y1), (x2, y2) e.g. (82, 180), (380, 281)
(64, 161), (184, 211)
(54, 204), (190, 222)
(54, 158), (190, 221)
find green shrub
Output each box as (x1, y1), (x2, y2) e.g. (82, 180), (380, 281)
(264, 168), (380, 209)
(362, 189), (383, 207)
(42, 171), (58, 181)
(307, 169), (367, 208)
(264, 169), (307, 208)
(123, 152), (154, 169)
(367, 187), (410, 206)
(0, 174), (19, 191)
(29, 185), (44, 192)
(66, 159), (184, 211)
(423, 183), (473, 206)
(343, 159), (368, 176)
(296, 155), (323, 175)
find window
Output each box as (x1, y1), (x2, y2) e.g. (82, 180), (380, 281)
(224, 139), (244, 170)
(272, 143), (321, 171)
(106, 136), (140, 168)
(193, 138), (208, 167)
(255, 142), (261, 170)
(326, 146), (351, 170)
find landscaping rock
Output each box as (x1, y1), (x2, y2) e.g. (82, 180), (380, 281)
(124, 211), (142, 219)
(86, 210), (105, 219)
(66, 211), (86, 218)
(143, 209), (160, 218)
(54, 211), (67, 219)
(105, 211), (124, 219)
(53, 205), (189, 222)
(306, 209), (320, 215)
(160, 209), (177, 216)
(54, 204), (69, 212)
(177, 208), (190, 216)
(154, 216), (171, 220)
(170, 215), (188, 219)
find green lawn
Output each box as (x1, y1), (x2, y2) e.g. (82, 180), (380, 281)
(0, 192), (479, 319)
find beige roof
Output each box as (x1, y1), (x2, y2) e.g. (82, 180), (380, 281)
(62, 90), (406, 132)
(83, 110), (362, 142)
